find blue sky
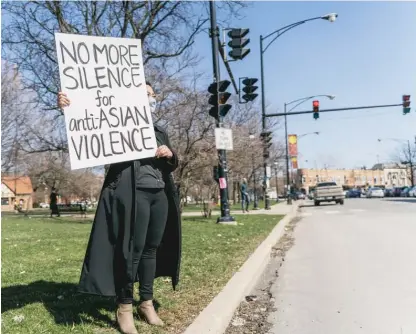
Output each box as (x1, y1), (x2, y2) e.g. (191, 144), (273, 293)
(192, 1), (416, 169)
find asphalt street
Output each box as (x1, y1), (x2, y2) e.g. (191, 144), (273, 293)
(267, 197), (416, 334)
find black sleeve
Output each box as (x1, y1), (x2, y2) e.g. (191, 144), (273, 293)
(162, 131), (179, 173)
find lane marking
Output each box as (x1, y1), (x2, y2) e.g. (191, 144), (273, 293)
(324, 211), (340, 214)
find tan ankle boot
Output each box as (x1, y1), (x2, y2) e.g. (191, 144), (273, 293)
(116, 303), (138, 334)
(138, 300), (164, 326)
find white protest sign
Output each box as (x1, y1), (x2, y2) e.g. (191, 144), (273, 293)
(215, 128), (233, 150)
(54, 33), (157, 170)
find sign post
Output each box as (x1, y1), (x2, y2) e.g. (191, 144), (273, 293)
(215, 128), (233, 151)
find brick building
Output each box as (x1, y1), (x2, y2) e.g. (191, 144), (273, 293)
(1, 176), (34, 211)
(296, 163), (409, 193)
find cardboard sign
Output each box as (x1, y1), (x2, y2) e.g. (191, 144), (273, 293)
(55, 33), (157, 170)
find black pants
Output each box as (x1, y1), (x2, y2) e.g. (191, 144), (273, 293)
(118, 188), (168, 304)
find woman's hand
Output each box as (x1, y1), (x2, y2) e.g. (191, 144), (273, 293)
(156, 145), (173, 159)
(58, 92), (71, 110)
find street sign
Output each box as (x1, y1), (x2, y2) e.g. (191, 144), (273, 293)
(266, 166), (272, 178)
(215, 128), (233, 150)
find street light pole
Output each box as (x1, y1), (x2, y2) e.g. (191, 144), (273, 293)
(274, 161), (279, 202)
(259, 13), (338, 209)
(259, 36), (271, 210)
(284, 103), (291, 204)
(252, 152), (259, 209)
(283, 94), (334, 204)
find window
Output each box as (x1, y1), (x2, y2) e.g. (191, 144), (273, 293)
(317, 182), (337, 187)
(1, 198), (10, 205)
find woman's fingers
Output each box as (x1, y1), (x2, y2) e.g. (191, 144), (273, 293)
(155, 145), (172, 158)
(58, 92), (71, 108)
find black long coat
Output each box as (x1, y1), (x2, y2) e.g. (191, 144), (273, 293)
(78, 125), (181, 296)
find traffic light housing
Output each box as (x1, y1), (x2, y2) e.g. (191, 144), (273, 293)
(227, 28), (250, 60)
(260, 131), (272, 159)
(403, 94), (411, 114)
(208, 80), (232, 120)
(241, 78), (258, 102)
(313, 100), (320, 120)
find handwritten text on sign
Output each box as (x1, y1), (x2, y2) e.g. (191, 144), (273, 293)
(55, 33), (157, 170)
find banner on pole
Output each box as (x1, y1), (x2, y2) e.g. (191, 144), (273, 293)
(55, 33), (157, 170)
(291, 156), (298, 169)
(288, 134), (298, 157)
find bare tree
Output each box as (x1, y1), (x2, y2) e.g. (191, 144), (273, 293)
(1, 62), (32, 172)
(397, 138), (416, 186)
(1, 1), (246, 154)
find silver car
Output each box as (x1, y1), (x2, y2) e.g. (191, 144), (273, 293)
(366, 187), (384, 198)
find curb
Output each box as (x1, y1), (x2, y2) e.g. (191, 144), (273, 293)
(182, 203), (300, 334)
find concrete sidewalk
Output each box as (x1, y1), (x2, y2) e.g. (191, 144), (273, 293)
(183, 202), (300, 334)
(181, 201), (296, 217)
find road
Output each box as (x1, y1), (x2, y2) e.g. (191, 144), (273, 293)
(267, 197), (416, 334)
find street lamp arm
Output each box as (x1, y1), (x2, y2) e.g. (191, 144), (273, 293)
(286, 95), (335, 113)
(262, 16), (322, 42)
(262, 21), (307, 53)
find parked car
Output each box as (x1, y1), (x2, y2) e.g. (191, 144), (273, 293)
(409, 186), (416, 197)
(39, 202), (50, 208)
(346, 189), (361, 198)
(400, 187), (411, 197)
(384, 188), (394, 197)
(366, 187), (385, 198)
(392, 187), (404, 197)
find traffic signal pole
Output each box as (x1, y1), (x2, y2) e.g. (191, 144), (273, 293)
(265, 103), (403, 118)
(260, 36), (271, 210)
(209, 1), (235, 224)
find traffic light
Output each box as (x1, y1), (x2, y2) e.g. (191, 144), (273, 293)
(313, 100), (320, 120)
(208, 80), (232, 120)
(241, 78), (258, 102)
(403, 94), (411, 114)
(260, 131), (272, 159)
(227, 28), (250, 60)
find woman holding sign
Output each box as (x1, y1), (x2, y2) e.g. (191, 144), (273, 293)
(58, 83), (181, 334)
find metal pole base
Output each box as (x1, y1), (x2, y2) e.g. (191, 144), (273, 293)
(286, 197), (292, 205)
(265, 196), (271, 210)
(217, 215), (237, 225)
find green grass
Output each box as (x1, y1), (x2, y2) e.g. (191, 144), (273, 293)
(1, 213), (283, 334)
(181, 200), (267, 213)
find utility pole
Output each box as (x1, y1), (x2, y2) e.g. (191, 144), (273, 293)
(259, 36), (271, 210)
(209, 1), (235, 224)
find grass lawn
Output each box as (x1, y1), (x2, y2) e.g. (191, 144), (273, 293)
(1, 213), (283, 334)
(181, 200), (268, 213)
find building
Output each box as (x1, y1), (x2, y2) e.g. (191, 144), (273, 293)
(1, 176), (34, 211)
(296, 164), (409, 193)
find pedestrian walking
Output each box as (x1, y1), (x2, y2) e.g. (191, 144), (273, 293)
(57, 81), (181, 334)
(240, 178), (250, 213)
(50, 188), (60, 217)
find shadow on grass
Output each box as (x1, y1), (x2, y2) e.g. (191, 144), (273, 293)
(1, 280), (161, 328)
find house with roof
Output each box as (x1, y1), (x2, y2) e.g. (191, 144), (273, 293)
(1, 176), (34, 211)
